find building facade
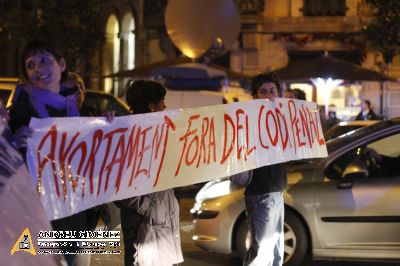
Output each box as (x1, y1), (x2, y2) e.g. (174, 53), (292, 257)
(230, 0), (399, 119)
(1, 0), (399, 118)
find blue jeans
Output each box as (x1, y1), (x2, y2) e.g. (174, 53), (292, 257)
(243, 192), (284, 266)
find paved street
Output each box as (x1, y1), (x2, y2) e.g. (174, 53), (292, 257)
(88, 198), (400, 266)
(181, 220), (400, 266)
(90, 222), (400, 266)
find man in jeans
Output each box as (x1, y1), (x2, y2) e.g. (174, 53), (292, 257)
(243, 72), (287, 266)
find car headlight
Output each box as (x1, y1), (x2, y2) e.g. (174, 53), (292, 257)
(195, 178), (238, 202)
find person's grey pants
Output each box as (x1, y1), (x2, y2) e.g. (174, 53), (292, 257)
(243, 191), (284, 266)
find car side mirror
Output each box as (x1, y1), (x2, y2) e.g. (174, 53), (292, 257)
(337, 160), (368, 189)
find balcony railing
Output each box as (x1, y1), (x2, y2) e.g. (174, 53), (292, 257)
(235, 0), (264, 15)
(301, 0), (348, 16)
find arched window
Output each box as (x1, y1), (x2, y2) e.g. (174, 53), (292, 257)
(121, 12), (135, 70)
(103, 14), (120, 94)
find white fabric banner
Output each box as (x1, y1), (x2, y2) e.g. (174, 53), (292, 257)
(27, 98), (327, 220)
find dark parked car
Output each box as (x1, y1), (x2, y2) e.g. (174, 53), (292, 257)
(0, 81), (130, 117)
(0, 77), (19, 108)
(81, 90), (130, 117)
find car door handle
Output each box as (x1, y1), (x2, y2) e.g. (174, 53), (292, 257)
(337, 179), (353, 189)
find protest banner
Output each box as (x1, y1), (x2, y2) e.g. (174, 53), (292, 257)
(27, 98), (327, 220)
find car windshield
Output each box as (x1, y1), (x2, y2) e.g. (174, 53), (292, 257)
(81, 91), (130, 117)
(0, 89), (12, 107)
(325, 125), (363, 140)
(326, 119), (399, 154)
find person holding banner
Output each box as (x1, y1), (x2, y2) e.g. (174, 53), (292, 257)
(283, 88), (295, 99)
(243, 72), (287, 266)
(8, 40), (96, 266)
(115, 80), (183, 266)
(9, 41), (85, 154)
(292, 88), (306, 101)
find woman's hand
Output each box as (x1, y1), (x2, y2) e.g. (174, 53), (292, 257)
(14, 126), (33, 149)
(104, 111), (115, 124)
(65, 72), (86, 109)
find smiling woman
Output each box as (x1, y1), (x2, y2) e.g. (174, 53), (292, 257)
(10, 40), (81, 151)
(21, 41), (67, 92)
(8, 39), (98, 266)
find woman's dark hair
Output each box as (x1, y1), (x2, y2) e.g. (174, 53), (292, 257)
(285, 88), (294, 94)
(250, 72), (282, 98)
(293, 88), (306, 100)
(20, 40), (68, 83)
(126, 80), (166, 114)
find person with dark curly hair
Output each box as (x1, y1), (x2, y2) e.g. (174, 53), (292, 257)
(292, 88), (306, 101)
(243, 72), (287, 266)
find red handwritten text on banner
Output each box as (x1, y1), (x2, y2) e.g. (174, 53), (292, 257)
(27, 98), (327, 220)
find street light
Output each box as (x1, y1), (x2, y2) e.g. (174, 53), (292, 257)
(311, 77), (343, 116)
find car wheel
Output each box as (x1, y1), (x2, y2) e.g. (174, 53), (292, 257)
(235, 209), (308, 266)
(284, 209), (308, 266)
(235, 218), (250, 259)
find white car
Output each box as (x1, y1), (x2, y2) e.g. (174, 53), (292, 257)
(191, 118), (400, 266)
(324, 120), (378, 141)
